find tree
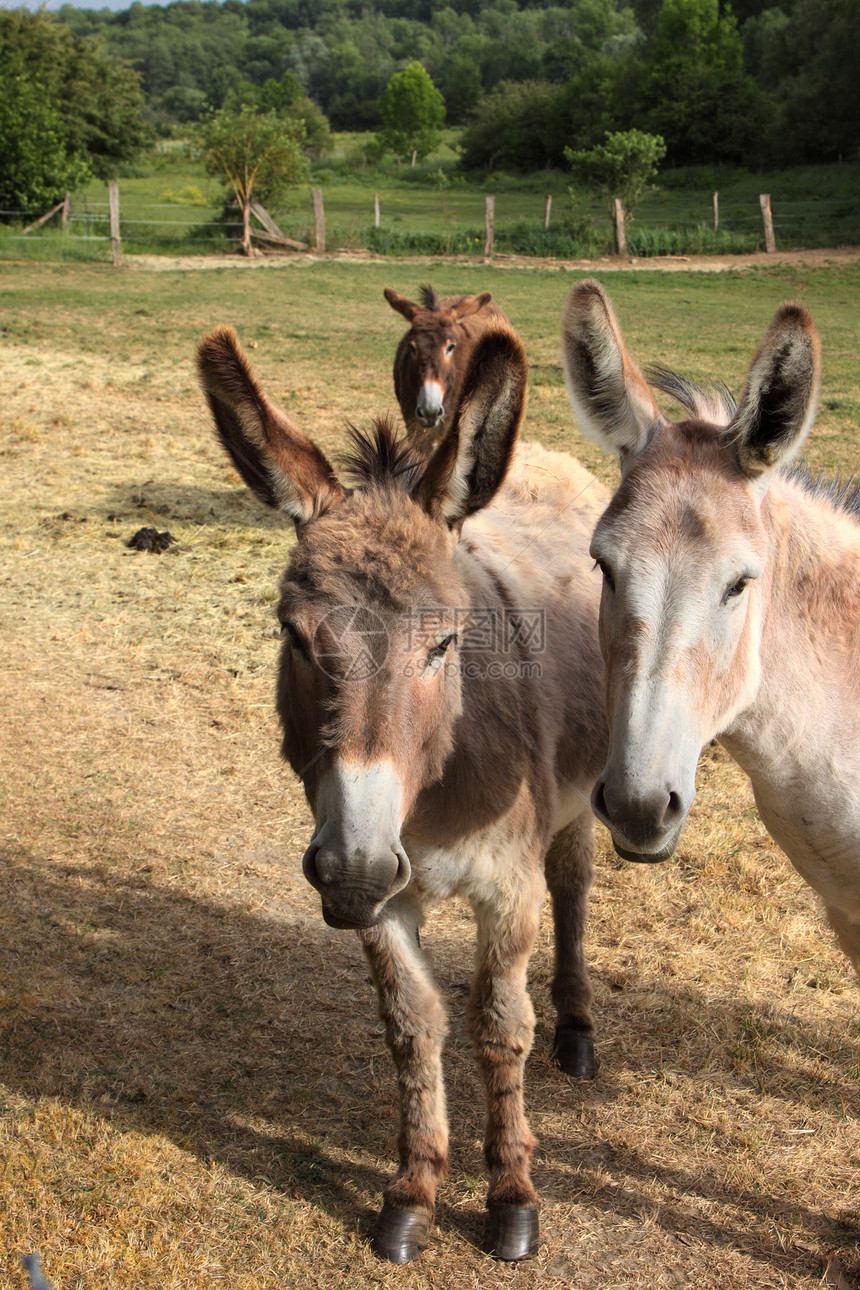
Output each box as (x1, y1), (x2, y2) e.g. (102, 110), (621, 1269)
(254, 74), (332, 158)
(378, 62), (445, 164)
(565, 129), (666, 219)
(0, 72), (89, 216)
(460, 80), (562, 172)
(0, 10), (147, 216)
(198, 105), (308, 256)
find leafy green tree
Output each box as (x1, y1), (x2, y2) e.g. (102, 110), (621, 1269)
(255, 74), (332, 158)
(565, 129), (666, 219)
(198, 105), (308, 255)
(378, 62), (445, 163)
(460, 80), (563, 171)
(634, 0), (760, 163)
(0, 71), (89, 216)
(0, 10), (146, 213)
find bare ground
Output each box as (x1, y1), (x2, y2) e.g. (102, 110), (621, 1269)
(125, 245), (860, 274)
(1, 261), (858, 1290)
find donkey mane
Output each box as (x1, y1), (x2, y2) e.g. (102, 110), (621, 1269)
(647, 364), (738, 427)
(785, 461), (860, 522)
(647, 365), (860, 524)
(419, 284), (442, 311)
(340, 418), (428, 492)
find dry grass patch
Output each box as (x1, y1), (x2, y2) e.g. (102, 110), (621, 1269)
(1, 260), (859, 1290)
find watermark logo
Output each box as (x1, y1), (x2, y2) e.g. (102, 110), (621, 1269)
(312, 606), (389, 682)
(309, 606), (546, 682)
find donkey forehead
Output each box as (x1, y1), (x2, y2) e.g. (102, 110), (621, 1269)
(283, 489), (457, 609)
(410, 311), (458, 342)
(595, 423), (764, 561)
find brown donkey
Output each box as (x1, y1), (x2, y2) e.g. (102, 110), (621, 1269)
(197, 322), (608, 1263)
(562, 280), (860, 977)
(385, 284), (508, 449)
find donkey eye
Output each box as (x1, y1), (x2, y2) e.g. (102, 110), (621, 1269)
(409, 340), (417, 355)
(426, 634), (456, 667)
(281, 621), (309, 656)
(445, 341), (456, 355)
(722, 576), (749, 605)
(593, 559), (615, 593)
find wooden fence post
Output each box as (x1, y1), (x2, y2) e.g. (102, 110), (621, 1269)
(613, 197), (627, 256)
(713, 191), (719, 233)
(544, 194), (552, 230)
(62, 192), (71, 234)
(108, 181), (122, 267)
(484, 195), (494, 258)
(760, 193), (776, 253)
(374, 192), (380, 228)
(313, 188), (325, 252)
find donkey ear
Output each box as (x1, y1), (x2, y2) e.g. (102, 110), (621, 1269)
(197, 327), (345, 525)
(561, 279), (664, 465)
(414, 325), (528, 526)
(384, 288), (418, 321)
(454, 291), (492, 321)
(728, 303), (821, 482)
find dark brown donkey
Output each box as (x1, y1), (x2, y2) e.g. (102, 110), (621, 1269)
(385, 284), (509, 448)
(197, 323), (608, 1264)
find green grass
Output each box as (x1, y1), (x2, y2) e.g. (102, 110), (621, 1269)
(0, 257), (857, 477)
(2, 144), (857, 261)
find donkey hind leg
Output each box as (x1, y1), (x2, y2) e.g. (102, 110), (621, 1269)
(468, 871), (544, 1262)
(360, 908), (449, 1265)
(824, 902), (860, 981)
(545, 811), (598, 1078)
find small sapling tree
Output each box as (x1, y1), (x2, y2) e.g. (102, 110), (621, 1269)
(565, 129), (666, 243)
(198, 105), (308, 256)
(378, 62), (446, 166)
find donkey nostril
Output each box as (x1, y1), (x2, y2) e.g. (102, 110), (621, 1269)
(301, 840), (323, 890)
(664, 791), (684, 825)
(591, 779), (610, 822)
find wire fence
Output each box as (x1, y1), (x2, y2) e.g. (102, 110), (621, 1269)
(2, 185), (857, 261)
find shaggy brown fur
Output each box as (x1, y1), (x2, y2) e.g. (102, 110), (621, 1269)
(198, 320), (609, 1263)
(384, 285), (510, 450)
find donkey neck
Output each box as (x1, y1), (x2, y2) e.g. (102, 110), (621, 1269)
(721, 473), (860, 793)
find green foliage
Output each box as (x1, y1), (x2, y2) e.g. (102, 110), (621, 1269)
(249, 74), (332, 159)
(565, 130), (666, 217)
(634, 0), (768, 165)
(378, 63), (445, 162)
(20, 0), (860, 181)
(197, 106), (308, 208)
(0, 72), (89, 216)
(0, 10), (147, 215)
(459, 81), (564, 172)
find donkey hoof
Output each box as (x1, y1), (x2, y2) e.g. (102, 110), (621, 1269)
(371, 1202), (431, 1264)
(552, 1028), (598, 1079)
(485, 1204), (539, 1261)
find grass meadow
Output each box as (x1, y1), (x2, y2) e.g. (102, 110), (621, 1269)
(1, 255), (860, 1289)
(2, 143), (858, 261)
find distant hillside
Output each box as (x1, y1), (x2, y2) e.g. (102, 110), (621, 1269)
(56, 0), (859, 168)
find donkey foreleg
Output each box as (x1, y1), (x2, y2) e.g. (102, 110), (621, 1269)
(467, 874), (543, 1261)
(545, 812), (598, 1078)
(361, 908), (449, 1264)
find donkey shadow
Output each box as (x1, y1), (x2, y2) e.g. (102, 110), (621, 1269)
(101, 482), (286, 531)
(1, 852), (856, 1270)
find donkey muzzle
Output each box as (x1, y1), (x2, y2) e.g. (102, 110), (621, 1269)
(591, 776), (689, 864)
(302, 760), (411, 929)
(416, 380), (445, 428)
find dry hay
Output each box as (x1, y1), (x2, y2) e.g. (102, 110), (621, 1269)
(1, 267), (858, 1290)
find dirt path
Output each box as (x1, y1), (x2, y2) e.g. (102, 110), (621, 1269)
(126, 245), (860, 274)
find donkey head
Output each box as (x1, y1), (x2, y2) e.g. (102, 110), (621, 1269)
(198, 323), (528, 928)
(386, 285), (495, 436)
(562, 279), (820, 863)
